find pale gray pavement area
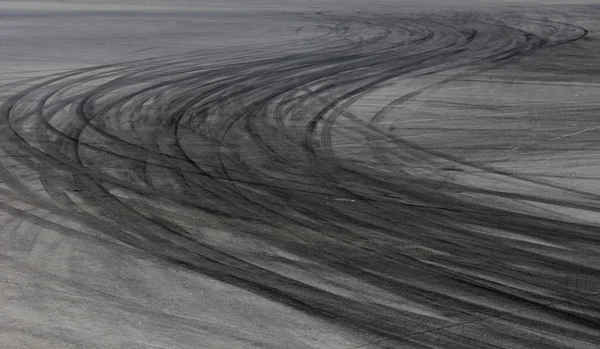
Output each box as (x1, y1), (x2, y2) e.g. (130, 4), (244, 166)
(1, 1), (600, 348)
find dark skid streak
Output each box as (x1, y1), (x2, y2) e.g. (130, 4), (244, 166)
(1, 9), (599, 348)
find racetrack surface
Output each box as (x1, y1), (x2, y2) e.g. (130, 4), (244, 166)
(1, 1), (600, 348)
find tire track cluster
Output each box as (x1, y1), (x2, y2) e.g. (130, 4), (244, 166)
(1, 10), (599, 348)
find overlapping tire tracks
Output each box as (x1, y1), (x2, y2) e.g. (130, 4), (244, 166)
(1, 9), (599, 348)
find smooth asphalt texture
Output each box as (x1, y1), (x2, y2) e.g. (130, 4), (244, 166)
(1, 1), (600, 348)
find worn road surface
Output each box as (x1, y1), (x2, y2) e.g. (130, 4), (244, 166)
(1, 1), (600, 348)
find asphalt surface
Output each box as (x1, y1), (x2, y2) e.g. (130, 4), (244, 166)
(1, 1), (600, 348)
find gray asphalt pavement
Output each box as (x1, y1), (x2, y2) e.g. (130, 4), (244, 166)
(1, 1), (600, 348)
